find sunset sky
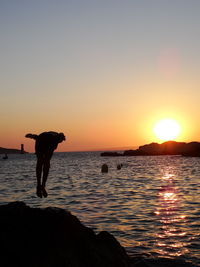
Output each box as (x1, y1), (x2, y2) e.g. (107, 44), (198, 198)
(1, 1), (200, 152)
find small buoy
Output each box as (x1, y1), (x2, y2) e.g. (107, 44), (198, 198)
(117, 164), (123, 170)
(3, 154), (8, 160)
(101, 164), (108, 173)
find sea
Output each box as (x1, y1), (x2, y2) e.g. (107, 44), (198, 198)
(1, 152), (200, 265)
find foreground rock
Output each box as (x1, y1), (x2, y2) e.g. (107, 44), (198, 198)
(0, 202), (197, 267)
(0, 201), (129, 267)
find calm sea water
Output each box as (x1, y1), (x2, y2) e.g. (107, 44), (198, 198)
(1, 152), (200, 265)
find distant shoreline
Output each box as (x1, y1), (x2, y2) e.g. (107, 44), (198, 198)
(0, 147), (28, 154)
(101, 141), (200, 157)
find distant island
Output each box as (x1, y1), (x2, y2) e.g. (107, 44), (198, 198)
(101, 141), (200, 157)
(0, 146), (27, 154)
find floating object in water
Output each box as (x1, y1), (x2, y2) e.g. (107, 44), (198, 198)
(2, 154), (8, 160)
(101, 164), (108, 173)
(117, 164), (123, 170)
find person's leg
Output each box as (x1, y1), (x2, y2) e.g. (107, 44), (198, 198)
(42, 159), (50, 188)
(36, 154), (44, 198)
(41, 152), (53, 197)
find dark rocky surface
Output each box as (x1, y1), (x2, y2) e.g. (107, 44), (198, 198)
(0, 201), (129, 267)
(0, 202), (198, 267)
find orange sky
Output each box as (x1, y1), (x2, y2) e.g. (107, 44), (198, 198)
(1, 2), (200, 152)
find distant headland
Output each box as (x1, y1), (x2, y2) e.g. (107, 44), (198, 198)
(0, 144), (27, 154)
(101, 141), (200, 157)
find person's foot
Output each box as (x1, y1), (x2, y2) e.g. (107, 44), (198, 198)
(36, 185), (42, 198)
(41, 186), (48, 198)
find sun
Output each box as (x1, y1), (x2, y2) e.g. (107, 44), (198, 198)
(153, 119), (181, 141)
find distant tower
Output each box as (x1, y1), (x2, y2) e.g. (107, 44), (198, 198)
(21, 144), (24, 154)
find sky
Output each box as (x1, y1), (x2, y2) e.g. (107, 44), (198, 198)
(1, 0), (200, 152)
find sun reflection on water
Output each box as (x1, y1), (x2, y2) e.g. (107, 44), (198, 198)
(154, 169), (189, 258)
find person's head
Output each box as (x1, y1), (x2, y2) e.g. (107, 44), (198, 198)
(58, 133), (66, 143)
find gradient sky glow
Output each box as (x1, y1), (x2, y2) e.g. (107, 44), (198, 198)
(1, 0), (200, 152)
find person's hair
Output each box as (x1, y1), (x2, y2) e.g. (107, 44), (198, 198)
(58, 133), (66, 142)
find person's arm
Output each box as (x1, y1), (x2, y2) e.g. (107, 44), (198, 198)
(25, 133), (38, 140)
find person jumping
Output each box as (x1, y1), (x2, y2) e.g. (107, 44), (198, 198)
(25, 131), (66, 198)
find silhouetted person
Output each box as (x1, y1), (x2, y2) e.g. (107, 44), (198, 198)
(25, 131), (66, 198)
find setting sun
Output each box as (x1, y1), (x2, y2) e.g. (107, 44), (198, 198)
(153, 119), (181, 141)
